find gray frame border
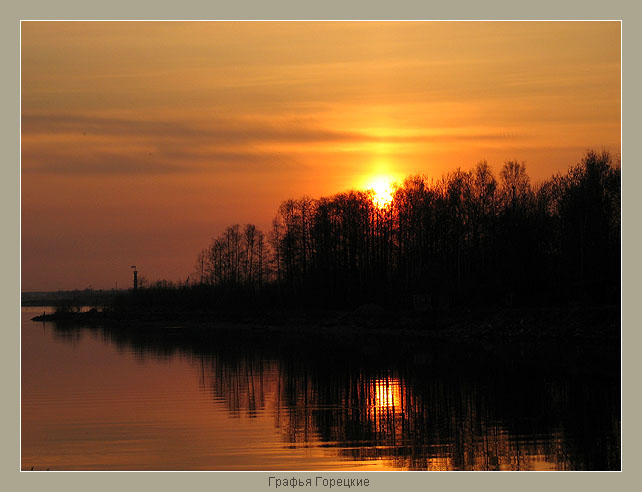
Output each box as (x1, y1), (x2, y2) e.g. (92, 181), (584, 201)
(4, 1), (638, 491)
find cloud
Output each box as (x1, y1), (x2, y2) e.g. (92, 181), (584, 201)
(21, 112), (529, 176)
(21, 145), (306, 176)
(21, 113), (367, 145)
(21, 152), (194, 176)
(22, 112), (525, 145)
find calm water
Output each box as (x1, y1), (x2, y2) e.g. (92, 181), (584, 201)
(21, 306), (620, 471)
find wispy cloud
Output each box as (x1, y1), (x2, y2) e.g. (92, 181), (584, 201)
(21, 113), (367, 144)
(21, 145), (309, 176)
(22, 112), (528, 175)
(21, 151), (194, 176)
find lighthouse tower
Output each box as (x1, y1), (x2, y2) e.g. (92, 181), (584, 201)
(131, 265), (138, 290)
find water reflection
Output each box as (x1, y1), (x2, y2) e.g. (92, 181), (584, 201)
(39, 320), (620, 470)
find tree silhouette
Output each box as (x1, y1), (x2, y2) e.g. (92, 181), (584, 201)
(191, 150), (620, 310)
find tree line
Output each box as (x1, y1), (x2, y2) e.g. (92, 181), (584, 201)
(192, 150), (620, 310)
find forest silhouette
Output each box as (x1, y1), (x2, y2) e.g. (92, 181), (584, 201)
(109, 149), (620, 317)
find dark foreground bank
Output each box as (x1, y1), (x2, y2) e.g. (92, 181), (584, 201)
(31, 304), (620, 343)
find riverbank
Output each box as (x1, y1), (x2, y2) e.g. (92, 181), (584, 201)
(30, 304), (620, 344)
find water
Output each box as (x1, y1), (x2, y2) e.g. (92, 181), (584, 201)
(21, 306), (621, 471)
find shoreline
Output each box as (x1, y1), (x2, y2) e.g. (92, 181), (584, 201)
(29, 304), (620, 344)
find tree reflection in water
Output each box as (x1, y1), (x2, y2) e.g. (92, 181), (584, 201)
(53, 322), (620, 470)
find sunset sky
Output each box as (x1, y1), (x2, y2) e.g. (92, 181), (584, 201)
(21, 21), (620, 291)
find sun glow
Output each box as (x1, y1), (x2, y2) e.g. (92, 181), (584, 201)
(367, 176), (395, 208)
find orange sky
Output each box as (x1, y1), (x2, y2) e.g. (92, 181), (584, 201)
(21, 21), (620, 291)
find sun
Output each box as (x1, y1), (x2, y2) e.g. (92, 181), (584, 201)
(367, 175), (395, 208)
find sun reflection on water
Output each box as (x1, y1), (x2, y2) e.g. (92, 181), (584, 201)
(373, 376), (401, 412)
